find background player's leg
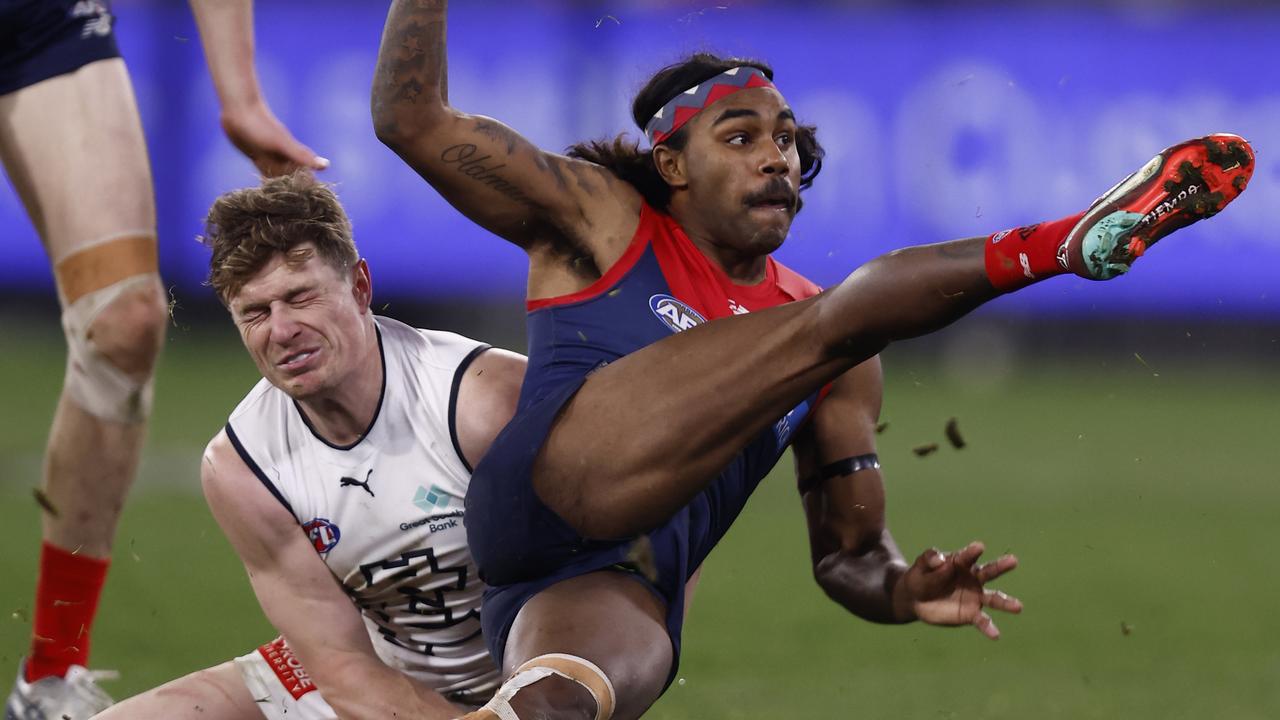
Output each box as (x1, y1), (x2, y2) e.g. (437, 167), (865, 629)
(94, 662), (264, 720)
(535, 237), (996, 539)
(472, 572), (673, 720)
(0, 58), (167, 683)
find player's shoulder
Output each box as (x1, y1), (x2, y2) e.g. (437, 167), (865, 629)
(222, 379), (293, 494)
(456, 346), (526, 410)
(771, 258), (823, 301)
(226, 376), (286, 425)
(203, 428), (235, 465)
(200, 427), (259, 494)
(200, 428), (300, 538)
(377, 314), (488, 370)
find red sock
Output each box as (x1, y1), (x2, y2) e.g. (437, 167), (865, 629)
(983, 211), (1086, 291)
(26, 542), (110, 681)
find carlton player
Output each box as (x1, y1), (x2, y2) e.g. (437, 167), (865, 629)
(94, 173), (524, 720)
(370, 1), (1254, 717)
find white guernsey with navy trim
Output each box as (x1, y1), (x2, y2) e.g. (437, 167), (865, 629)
(225, 315), (498, 707)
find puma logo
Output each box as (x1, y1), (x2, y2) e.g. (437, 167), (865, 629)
(340, 469), (375, 498)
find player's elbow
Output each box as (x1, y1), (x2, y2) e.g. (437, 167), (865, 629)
(308, 651), (413, 717)
(370, 96), (450, 153)
(307, 658), (362, 706)
(371, 109), (408, 151)
(811, 543), (905, 625)
(812, 554), (891, 624)
(811, 551), (844, 597)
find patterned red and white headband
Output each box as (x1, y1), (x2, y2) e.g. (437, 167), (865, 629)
(644, 66), (777, 146)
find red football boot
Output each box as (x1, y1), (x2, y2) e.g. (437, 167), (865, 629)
(1061, 133), (1254, 280)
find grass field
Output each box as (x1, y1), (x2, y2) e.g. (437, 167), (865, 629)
(1, 319), (1278, 718)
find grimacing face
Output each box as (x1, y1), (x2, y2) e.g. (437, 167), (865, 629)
(678, 86), (802, 256)
(228, 245), (371, 400)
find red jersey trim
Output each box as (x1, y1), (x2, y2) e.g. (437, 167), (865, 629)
(659, 214), (783, 309)
(771, 259), (824, 302)
(656, 208), (823, 304)
(525, 206), (654, 312)
(647, 204), (823, 319)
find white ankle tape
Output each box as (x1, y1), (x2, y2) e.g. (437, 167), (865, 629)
(482, 653), (616, 720)
(62, 274), (159, 423)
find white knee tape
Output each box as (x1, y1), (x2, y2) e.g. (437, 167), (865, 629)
(61, 274), (159, 423)
(481, 653), (617, 720)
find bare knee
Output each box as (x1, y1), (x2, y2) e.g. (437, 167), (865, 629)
(507, 675), (598, 719)
(88, 279), (167, 377)
(502, 574), (671, 720)
(473, 659), (615, 720)
(57, 275), (165, 423)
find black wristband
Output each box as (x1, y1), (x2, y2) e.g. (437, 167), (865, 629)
(797, 453), (881, 494)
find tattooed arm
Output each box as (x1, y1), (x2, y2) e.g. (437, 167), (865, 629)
(371, 0), (640, 261)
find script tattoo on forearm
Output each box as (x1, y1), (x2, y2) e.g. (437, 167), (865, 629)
(376, 0), (616, 217)
(439, 144), (536, 207)
(473, 119), (577, 194)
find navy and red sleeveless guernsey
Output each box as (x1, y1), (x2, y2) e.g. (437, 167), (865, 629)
(468, 202), (823, 680)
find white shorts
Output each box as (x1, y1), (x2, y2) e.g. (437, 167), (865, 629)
(233, 638), (337, 720)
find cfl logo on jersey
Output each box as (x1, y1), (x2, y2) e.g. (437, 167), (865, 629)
(649, 294), (706, 334)
(303, 518), (341, 555)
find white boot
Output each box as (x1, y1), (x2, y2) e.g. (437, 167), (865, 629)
(5, 661), (115, 720)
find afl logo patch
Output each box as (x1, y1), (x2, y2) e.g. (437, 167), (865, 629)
(303, 518), (341, 555)
(649, 294), (706, 333)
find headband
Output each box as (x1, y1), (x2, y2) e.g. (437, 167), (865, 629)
(644, 66), (777, 146)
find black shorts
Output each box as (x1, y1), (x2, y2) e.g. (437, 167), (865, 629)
(0, 0), (121, 96)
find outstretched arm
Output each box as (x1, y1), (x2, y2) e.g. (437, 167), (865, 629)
(371, 0), (639, 257)
(795, 358), (1022, 638)
(201, 432), (459, 718)
(189, 0), (327, 176)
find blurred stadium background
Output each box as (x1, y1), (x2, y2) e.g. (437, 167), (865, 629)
(2, 0), (1278, 717)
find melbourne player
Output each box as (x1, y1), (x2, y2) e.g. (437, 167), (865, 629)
(370, 2), (1254, 718)
(94, 172), (525, 720)
(2, 2), (320, 718)
(1, 5), (167, 714)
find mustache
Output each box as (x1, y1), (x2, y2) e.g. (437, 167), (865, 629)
(743, 178), (797, 209)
